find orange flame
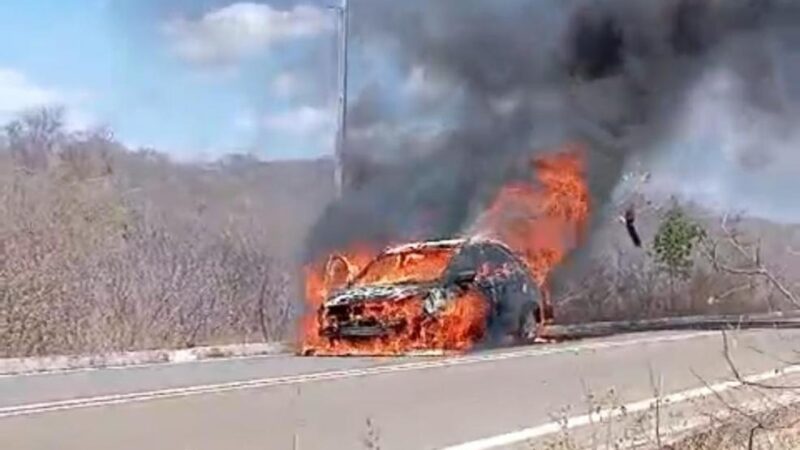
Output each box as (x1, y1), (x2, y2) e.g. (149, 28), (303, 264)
(299, 142), (590, 356)
(299, 243), (488, 355)
(300, 245), (378, 350)
(478, 143), (590, 285)
(301, 290), (488, 356)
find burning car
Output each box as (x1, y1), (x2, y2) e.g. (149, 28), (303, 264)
(302, 237), (549, 355)
(301, 148), (588, 356)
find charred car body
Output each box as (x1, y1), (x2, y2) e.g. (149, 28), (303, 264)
(315, 238), (549, 348)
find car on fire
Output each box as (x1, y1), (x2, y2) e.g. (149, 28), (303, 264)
(311, 238), (550, 352)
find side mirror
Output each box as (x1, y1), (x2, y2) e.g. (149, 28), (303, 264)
(451, 270), (477, 288)
(324, 254), (353, 291)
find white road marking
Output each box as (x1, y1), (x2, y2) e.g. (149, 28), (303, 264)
(440, 364), (800, 450)
(0, 332), (713, 419)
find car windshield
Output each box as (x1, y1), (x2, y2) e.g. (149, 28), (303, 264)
(352, 247), (457, 286)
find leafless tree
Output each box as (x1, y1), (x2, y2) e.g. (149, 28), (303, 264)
(0, 108), (328, 357)
(701, 213), (800, 311)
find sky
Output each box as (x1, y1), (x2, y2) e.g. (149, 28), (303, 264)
(0, 0), (342, 160)
(1, 0), (797, 222)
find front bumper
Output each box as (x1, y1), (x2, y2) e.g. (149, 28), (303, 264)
(318, 301), (421, 339)
(321, 323), (397, 338)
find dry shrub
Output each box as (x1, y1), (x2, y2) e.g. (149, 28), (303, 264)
(0, 109), (322, 358)
(670, 402), (800, 450)
(554, 215), (795, 324)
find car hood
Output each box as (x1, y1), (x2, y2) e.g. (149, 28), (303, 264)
(324, 283), (434, 307)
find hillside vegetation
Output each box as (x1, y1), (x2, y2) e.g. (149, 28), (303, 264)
(0, 109), (334, 357)
(2, 108), (798, 358)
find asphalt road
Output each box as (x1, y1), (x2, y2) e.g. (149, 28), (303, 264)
(2, 329), (800, 450)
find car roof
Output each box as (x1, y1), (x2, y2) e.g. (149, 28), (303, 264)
(348, 237), (528, 287)
(382, 237), (513, 255)
(382, 238), (465, 255)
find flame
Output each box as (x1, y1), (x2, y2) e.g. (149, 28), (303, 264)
(354, 247), (454, 286)
(302, 290), (488, 356)
(299, 243), (487, 356)
(299, 142), (590, 356)
(478, 143), (590, 285)
(300, 245), (378, 350)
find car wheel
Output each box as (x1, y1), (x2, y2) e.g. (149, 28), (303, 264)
(517, 302), (538, 342)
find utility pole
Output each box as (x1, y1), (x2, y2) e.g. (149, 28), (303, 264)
(332, 0), (349, 198)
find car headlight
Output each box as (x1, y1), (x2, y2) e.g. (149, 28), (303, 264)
(423, 288), (449, 316)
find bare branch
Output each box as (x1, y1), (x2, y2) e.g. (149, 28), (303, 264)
(0, 122), (310, 357)
(722, 330), (800, 390)
(704, 214), (800, 309)
(690, 367), (768, 428)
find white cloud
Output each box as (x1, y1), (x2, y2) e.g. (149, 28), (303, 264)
(263, 105), (334, 136)
(0, 69), (63, 114)
(263, 105), (336, 154)
(270, 72), (301, 98)
(63, 109), (98, 132)
(0, 68), (96, 130)
(234, 111), (258, 131)
(163, 3), (334, 66)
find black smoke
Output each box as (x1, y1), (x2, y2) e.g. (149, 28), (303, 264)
(305, 0), (800, 262)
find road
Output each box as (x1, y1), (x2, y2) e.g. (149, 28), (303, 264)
(2, 329), (800, 450)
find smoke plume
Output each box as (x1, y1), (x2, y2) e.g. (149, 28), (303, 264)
(305, 0), (800, 261)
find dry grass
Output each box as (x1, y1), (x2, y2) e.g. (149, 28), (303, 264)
(669, 403), (800, 450)
(533, 405), (800, 450)
(0, 109), (332, 358)
(553, 200), (800, 325)
(3, 108), (799, 358)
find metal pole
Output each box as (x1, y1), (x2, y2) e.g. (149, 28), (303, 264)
(333, 0), (349, 197)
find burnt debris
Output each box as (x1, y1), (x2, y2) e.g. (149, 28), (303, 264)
(624, 206), (642, 247)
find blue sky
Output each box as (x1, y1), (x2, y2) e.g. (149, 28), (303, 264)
(2, 1), (797, 222)
(0, 0), (341, 160)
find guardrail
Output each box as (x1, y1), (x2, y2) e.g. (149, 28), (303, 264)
(4, 311), (799, 376)
(542, 311), (800, 340)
